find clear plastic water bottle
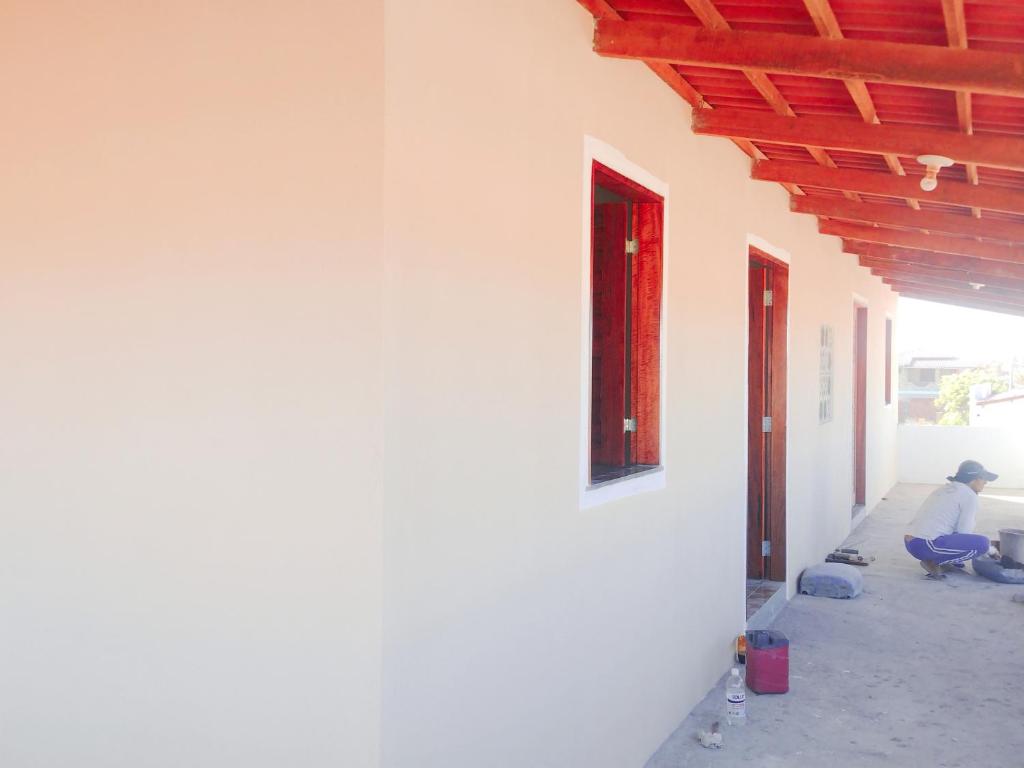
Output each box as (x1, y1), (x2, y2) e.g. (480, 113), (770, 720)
(726, 667), (746, 726)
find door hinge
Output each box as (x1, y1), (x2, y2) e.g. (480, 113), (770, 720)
(625, 238), (639, 255)
(762, 416), (772, 433)
(624, 417), (637, 433)
(763, 289), (773, 307)
(762, 540), (772, 557)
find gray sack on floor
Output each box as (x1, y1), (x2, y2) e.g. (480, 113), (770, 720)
(799, 562), (863, 598)
(972, 555), (1024, 584)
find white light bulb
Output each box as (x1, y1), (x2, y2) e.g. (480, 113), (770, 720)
(916, 154), (953, 193)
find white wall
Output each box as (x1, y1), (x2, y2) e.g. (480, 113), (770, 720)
(380, 2), (898, 767)
(973, 397), (1024, 428)
(899, 425), (1024, 488)
(0, 3), (383, 767)
(0, 2), (902, 767)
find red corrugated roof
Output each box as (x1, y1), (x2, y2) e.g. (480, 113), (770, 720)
(579, 0), (1024, 316)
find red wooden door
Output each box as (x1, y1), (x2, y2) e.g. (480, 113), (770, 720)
(748, 252), (788, 582)
(591, 203), (628, 468)
(747, 265), (768, 579)
(630, 202), (662, 465)
(854, 306), (868, 507)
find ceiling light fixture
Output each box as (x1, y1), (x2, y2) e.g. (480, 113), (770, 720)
(916, 154), (955, 192)
(969, 282), (986, 290)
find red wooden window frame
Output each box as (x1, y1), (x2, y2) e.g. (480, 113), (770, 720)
(885, 317), (893, 405)
(589, 161), (664, 485)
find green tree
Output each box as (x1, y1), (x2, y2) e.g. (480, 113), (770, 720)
(934, 367), (1008, 426)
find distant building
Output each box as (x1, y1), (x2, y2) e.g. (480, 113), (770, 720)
(972, 389), (1024, 428)
(898, 354), (989, 424)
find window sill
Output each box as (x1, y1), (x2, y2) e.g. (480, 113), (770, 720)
(590, 463), (660, 486)
(582, 465), (665, 509)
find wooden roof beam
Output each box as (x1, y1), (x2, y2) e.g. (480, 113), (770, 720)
(800, 0), (917, 208)
(578, 1), (703, 107)
(880, 282), (1024, 315)
(857, 253), (1024, 289)
(793, 196), (1024, 244)
(892, 288), (1024, 316)
(884, 278), (1024, 306)
(594, 19), (1024, 97)
(873, 272), (1024, 301)
(679, 0), (845, 197)
(753, 161), (1024, 216)
(841, 240), (1024, 280)
(575, 2), (794, 189)
(822, 221), (1024, 264)
(866, 265), (1024, 299)
(940, 0), (981, 217)
(693, 109), (1024, 172)
(856, 247), (1024, 284)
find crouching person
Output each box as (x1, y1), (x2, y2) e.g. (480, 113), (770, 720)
(904, 460), (998, 579)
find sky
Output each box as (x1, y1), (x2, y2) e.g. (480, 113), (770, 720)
(897, 297), (1024, 363)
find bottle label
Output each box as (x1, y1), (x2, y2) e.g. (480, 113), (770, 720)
(727, 692), (746, 718)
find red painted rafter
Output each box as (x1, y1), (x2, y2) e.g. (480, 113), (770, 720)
(753, 160), (1024, 216)
(694, 109), (1024, 172)
(871, 279), (1024, 310)
(877, 278), (1024, 310)
(865, 265), (1024, 299)
(578, 1), (702, 106)
(679, 0), (832, 196)
(575, 1), (784, 185)
(793, 196), (1024, 244)
(858, 256), (1024, 292)
(825, 222), (1024, 265)
(880, 282), (1024, 315)
(855, 247), (1024, 282)
(841, 240), (1024, 279)
(892, 288), (1024, 316)
(940, 0), (981, 218)
(593, 19), (1024, 97)
(800, 0), (916, 209)
(883, 277), (1024, 304)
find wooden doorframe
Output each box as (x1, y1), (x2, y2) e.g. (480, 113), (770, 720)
(853, 302), (868, 509)
(747, 248), (788, 583)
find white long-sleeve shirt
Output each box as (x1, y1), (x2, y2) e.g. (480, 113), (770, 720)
(907, 481), (979, 539)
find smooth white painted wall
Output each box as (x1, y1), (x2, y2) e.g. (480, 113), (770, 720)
(0, 3), (383, 766)
(899, 425), (1024, 488)
(380, 2), (898, 767)
(0, 2), (903, 766)
(973, 398), (1024, 428)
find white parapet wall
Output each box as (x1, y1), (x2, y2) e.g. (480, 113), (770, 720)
(899, 425), (1024, 488)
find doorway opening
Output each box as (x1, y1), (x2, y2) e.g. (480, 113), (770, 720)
(853, 303), (868, 515)
(747, 248), (788, 615)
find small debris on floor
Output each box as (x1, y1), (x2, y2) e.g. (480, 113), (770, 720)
(698, 721), (723, 749)
(1012, 592), (1024, 604)
(826, 548), (875, 566)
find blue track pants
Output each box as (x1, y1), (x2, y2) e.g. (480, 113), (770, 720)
(905, 534), (989, 565)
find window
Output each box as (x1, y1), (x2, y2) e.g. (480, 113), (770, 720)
(884, 317), (893, 405)
(819, 324), (834, 424)
(589, 161), (664, 485)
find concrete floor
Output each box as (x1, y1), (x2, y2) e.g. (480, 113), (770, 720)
(647, 484), (1024, 768)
